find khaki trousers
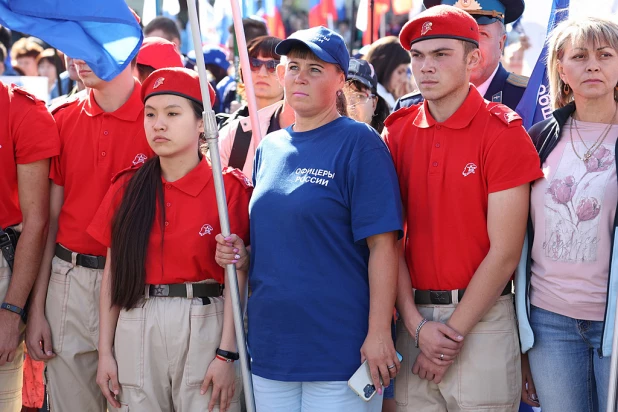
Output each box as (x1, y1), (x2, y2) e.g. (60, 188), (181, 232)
(113, 294), (242, 412)
(45, 255), (110, 412)
(0, 255), (24, 412)
(395, 295), (521, 412)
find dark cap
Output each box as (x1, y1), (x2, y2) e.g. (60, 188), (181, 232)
(275, 26), (350, 77)
(347, 59), (378, 94)
(423, 0), (524, 25)
(399, 5), (480, 51)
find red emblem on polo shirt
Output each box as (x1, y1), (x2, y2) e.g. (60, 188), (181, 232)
(421, 22), (433, 36)
(153, 77), (165, 89)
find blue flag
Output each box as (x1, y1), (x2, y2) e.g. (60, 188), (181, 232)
(516, 0), (569, 129)
(0, 0), (143, 82)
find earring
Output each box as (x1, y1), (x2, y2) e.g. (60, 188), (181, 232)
(336, 89), (343, 97)
(563, 83), (571, 94)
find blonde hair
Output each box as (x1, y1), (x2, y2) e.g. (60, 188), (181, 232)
(548, 16), (618, 109)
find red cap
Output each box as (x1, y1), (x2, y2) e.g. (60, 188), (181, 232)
(137, 37), (184, 70)
(399, 5), (479, 51)
(141, 67), (216, 108)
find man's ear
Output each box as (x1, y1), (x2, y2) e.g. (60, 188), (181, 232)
(468, 48), (481, 70)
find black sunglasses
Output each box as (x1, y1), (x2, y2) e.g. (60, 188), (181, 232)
(250, 58), (280, 73)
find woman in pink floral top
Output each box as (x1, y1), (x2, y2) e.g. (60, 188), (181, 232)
(517, 16), (618, 412)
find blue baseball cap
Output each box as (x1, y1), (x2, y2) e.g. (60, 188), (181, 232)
(275, 26), (350, 77)
(423, 0), (524, 25)
(187, 45), (230, 71)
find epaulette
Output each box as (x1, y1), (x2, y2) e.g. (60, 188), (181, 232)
(487, 103), (522, 127)
(11, 86), (42, 105)
(394, 91), (423, 111)
(384, 104), (419, 127)
(49, 94), (81, 115)
(111, 163), (142, 183)
(506, 73), (529, 88)
(224, 167), (253, 188)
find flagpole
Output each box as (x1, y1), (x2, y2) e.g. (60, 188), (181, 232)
(370, 0), (375, 43)
(187, 1), (257, 411)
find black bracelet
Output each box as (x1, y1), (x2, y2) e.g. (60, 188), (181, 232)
(1, 302), (26, 323)
(216, 348), (239, 361)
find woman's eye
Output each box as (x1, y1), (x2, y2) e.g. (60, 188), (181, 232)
(168, 112), (178, 116)
(145, 113), (154, 118)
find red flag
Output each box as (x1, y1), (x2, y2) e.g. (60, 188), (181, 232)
(361, 0), (390, 45)
(308, 0), (338, 28)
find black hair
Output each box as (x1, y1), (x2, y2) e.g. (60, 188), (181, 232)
(110, 97), (204, 310)
(144, 16), (181, 42)
(364, 36), (411, 92)
(228, 18), (268, 42)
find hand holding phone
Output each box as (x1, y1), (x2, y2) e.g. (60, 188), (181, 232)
(348, 351), (403, 401)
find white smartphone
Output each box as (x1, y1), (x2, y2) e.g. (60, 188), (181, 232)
(348, 351), (403, 402)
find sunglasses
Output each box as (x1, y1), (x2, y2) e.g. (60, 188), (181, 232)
(250, 58), (280, 73)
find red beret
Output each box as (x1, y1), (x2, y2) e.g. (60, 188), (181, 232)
(137, 37), (184, 70)
(399, 5), (479, 51)
(141, 67), (216, 108)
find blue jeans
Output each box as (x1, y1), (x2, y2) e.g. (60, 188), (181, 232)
(527, 305), (610, 412)
(252, 374), (383, 412)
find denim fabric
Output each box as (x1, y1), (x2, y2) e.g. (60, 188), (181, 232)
(527, 306), (610, 412)
(252, 374), (383, 412)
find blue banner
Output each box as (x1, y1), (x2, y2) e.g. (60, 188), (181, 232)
(516, 0), (570, 129)
(0, 0), (143, 82)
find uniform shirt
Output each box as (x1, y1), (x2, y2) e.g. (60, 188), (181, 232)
(383, 86), (542, 291)
(248, 117), (403, 381)
(0, 81), (60, 228)
(88, 157), (252, 284)
(50, 81), (154, 256)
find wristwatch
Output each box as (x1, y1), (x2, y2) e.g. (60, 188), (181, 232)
(216, 348), (240, 361)
(1, 302), (27, 323)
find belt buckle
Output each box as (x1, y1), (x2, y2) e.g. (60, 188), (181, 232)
(430, 290), (451, 304)
(152, 285), (170, 297)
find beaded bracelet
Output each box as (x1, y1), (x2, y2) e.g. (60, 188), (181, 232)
(414, 318), (428, 348)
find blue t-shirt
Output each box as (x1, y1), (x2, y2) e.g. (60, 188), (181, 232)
(248, 116), (403, 381)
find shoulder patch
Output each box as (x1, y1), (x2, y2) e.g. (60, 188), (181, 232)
(50, 94), (81, 115)
(488, 103), (522, 126)
(223, 167), (253, 188)
(506, 73), (529, 88)
(384, 104), (419, 127)
(111, 163), (142, 183)
(11, 86), (41, 104)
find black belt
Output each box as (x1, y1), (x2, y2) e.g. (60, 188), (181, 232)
(55, 244), (106, 270)
(0, 227), (19, 271)
(414, 281), (512, 305)
(148, 283), (223, 298)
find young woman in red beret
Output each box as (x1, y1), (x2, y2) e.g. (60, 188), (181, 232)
(87, 67), (252, 412)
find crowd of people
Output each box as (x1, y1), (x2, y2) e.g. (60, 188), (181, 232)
(1, 0), (618, 412)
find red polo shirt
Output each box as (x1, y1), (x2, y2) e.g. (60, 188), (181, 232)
(383, 86), (542, 290)
(50, 81), (154, 256)
(0, 81), (60, 229)
(87, 158), (252, 284)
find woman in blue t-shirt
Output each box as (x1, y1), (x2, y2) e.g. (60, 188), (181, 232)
(215, 27), (403, 412)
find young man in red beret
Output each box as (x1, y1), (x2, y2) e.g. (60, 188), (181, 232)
(383, 5), (542, 411)
(25, 54), (154, 411)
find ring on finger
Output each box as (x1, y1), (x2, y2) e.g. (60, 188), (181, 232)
(440, 353), (444, 360)
(387, 363), (396, 370)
